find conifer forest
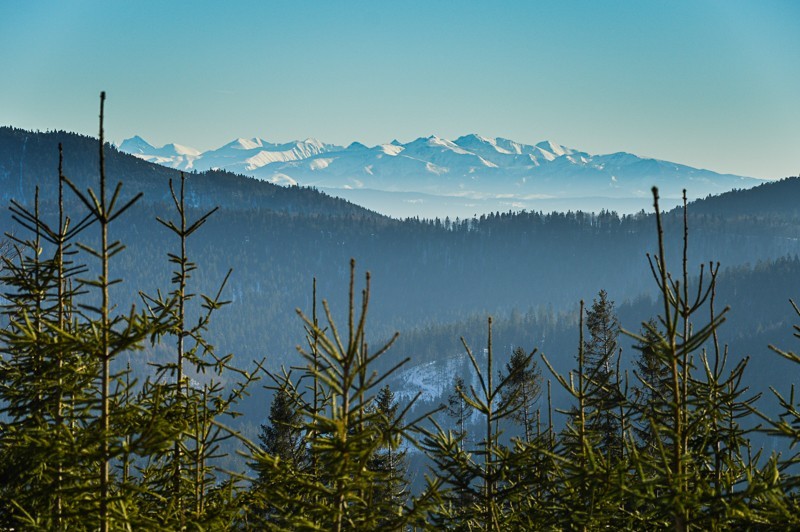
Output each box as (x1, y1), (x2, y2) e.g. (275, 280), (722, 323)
(5, 97), (800, 532)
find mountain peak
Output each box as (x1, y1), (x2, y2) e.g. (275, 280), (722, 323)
(347, 141), (368, 151)
(228, 137), (263, 150)
(161, 143), (201, 156)
(535, 140), (571, 157)
(119, 135), (155, 154)
(457, 133), (493, 143)
(300, 137), (325, 148)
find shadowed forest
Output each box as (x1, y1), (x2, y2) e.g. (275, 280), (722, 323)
(3, 98), (800, 530)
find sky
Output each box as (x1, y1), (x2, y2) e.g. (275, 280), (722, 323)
(1, 1), (799, 180)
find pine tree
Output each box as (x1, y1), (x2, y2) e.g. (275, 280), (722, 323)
(366, 385), (409, 514)
(424, 318), (541, 530)
(541, 300), (624, 530)
(136, 170), (261, 528)
(248, 261), (437, 530)
(445, 375), (473, 445)
(583, 289), (623, 462)
(632, 318), (671, 452)
(0, 185), (99, 528)
(499, 346), (541, 443)
(259, 382), (305, 467)
(621, 188), (766, 530)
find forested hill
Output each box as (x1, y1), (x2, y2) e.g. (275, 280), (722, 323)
(0, 127), (380, 218)
(689, 174), (800, 219)
(385, 255), (800, 420)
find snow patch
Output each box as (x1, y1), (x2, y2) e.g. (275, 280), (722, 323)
(269, 173), (297, 186)
(310, 158), (333, 171)
(232, 138), (263, 150)
(425, 162), (448, 175)
(380, 144), (404, 156)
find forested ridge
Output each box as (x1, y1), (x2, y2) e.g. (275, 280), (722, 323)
(3, 117), (800, 529)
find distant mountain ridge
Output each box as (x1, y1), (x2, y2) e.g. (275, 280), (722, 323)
(120, 133), (762, 210)
(0, 127), (379, 219)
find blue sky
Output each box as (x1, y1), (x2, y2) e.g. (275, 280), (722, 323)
(1, 1), (798, 179)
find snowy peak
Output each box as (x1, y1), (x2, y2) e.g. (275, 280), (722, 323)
(119, 136), (201, 169)
(414, 135), (495, 159)
(454, 134), (515, 155)
(450, 134), (581, 167)
(535, 140), (572, 157)
(300, 138), (326, 150)
(378, 143), (404, 156)
(405, 135), (469, 154)
(120, 136), (345, 173)
(119, 136), (200, 157)
(119, 135), (155, 154)
(223, 137), (268, 151)
(120, 132), (584, 173)
(160, 143), (201, 157)
(119, 133), (760, 204)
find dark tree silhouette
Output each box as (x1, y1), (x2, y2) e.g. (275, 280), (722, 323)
(499, 346), (541, 443)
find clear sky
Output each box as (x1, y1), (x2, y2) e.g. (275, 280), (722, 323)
(1, 1), (798, 179)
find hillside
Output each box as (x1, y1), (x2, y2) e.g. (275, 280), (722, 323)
(384, 255), (800, 426)
(690, 175), (800, 219)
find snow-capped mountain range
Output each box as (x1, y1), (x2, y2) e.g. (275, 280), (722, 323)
(120, 134), (761, 216)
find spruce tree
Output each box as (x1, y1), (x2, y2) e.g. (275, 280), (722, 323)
(445, 375), (473, 445)
(0, 237), (9, 262)
(424, 318), (541, 530)
(541, 300), (625, 530)
(0, 185), (98, 528)
(0, 94), (179, 529)
(760, 300), (800, 525)
(583, 289), (623, 462)
(248, 261), (437, 530)
(136, 170), (261, 528)
(499, 346), (541, 443)
(366, 384), (409, 515)
(0, 94), (263, 529)
(259, 382), (305, 467)
(632, 318), (671, 452)
(621, 188), (765, 530)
